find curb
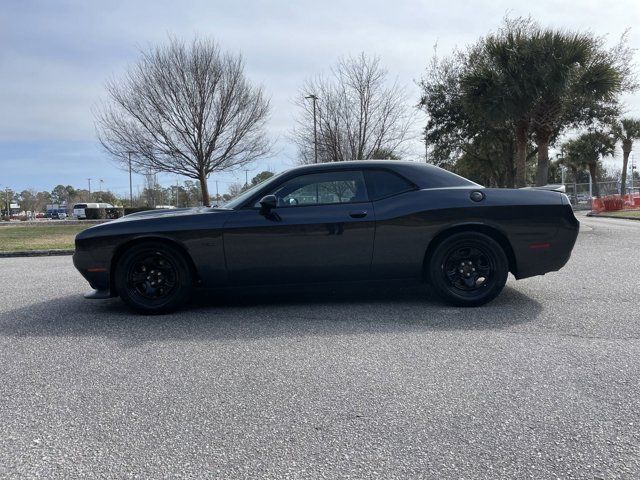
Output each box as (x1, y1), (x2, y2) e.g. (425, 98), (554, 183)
(586, 213), (640, 221)
(0, 220), (107, 227)
(0, 249), (74, 258)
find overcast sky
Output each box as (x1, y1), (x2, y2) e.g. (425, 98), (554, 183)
(1, 0), (639, 196)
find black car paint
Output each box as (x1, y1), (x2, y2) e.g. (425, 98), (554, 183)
(73, 161), (579, 297)
(223, 201), (376, 285)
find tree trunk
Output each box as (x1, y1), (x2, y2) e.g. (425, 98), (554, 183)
(514, 123), (528, 188)
(504, 166), (515, 188)
(535, 133), (551, 186)
(620, 141), (631, 196)
(198, 174), (210, 206)
(502, 142), (515, 188)
(588, 162), (600, 198)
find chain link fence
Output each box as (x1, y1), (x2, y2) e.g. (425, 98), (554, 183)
(563, 182), (640, 210)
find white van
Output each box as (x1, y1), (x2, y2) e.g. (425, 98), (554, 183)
(73, 203), (113, 219)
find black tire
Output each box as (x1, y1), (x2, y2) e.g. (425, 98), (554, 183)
(428, 232), (508, 307)
(115, 242), (193, 314)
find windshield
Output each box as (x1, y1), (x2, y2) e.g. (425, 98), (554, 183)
(222, 172), (285, 209)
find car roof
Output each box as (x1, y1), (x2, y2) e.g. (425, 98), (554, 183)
(284, 160), (477, 189)
(290, 160), (426, 171)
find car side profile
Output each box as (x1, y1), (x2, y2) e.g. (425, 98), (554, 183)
(73, 161), (579, 314)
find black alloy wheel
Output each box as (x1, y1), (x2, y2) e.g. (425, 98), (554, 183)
(428, 232), (508, 307)
(128, 252), (177, 300)
(116, 242), (193, 314)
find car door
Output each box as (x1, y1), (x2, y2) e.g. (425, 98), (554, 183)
(223, 169), (375, 285)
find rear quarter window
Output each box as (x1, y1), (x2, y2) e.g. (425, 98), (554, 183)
(418, 165), (479, 188)
(364, 170), (416, 200)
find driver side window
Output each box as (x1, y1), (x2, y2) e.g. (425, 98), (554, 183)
(260, 170), (368, 207)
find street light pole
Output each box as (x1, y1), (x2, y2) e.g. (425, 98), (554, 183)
(87, 178), (92, 199)
(424, 127), (429, 163)
(4, 187), (9, 218)
(305, 94), (318, 163)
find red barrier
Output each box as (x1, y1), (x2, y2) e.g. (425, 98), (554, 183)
(591, 194), (640, 213)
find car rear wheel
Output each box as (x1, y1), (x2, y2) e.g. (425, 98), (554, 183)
(115, 242), (193, 314)
(428, 232), (508, 307)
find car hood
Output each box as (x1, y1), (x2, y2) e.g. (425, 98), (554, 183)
(75, 207), (231, 240)
(115, 207), (222, 222)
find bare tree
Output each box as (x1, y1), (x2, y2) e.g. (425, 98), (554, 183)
(292, 53), (414, 164)
(226, 182), (244, 198)
(96, 37), (271, 205)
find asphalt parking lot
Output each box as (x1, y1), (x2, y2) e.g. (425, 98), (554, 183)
(1, 213), (639, 479)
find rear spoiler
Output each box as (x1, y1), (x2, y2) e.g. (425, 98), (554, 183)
(520, 184), (566, 193)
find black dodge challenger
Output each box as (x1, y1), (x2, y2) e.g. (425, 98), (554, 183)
(74, 161), (579, 313)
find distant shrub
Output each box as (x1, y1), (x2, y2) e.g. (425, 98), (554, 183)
(84, 207), (124, 220)
(84, 208), (106, 219)
(124, 207), (154, 216)
(105, 207), (124, 219)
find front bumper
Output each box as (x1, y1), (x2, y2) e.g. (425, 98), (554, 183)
(72, 249), (114, 297)
(83, 289), (113, 299)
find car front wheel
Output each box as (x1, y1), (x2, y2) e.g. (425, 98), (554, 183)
(115, 242), (193, 314)
(428, 232), (508, 307)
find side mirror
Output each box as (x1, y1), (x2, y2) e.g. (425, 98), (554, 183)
(259, 194), (277, 212)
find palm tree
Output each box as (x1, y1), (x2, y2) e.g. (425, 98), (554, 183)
(613, 118), (640, 196)
(562, 131), (615, 198)
(460, 25), (538, 188)
(557, 152), (581, 203)
(529, 32), (625, 187)
(461, 18), (629, 188)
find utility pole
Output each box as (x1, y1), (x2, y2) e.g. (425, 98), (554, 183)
(4, 187), (9, 218)
(305, 94), (318, 163)
(128, 151), (134, 207)
(424, 127), (429, 163)
(87, 178), (92, 199)
(244, 169), (250, 188)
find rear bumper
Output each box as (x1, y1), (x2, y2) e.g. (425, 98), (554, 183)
(513, 206), (579, 279)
